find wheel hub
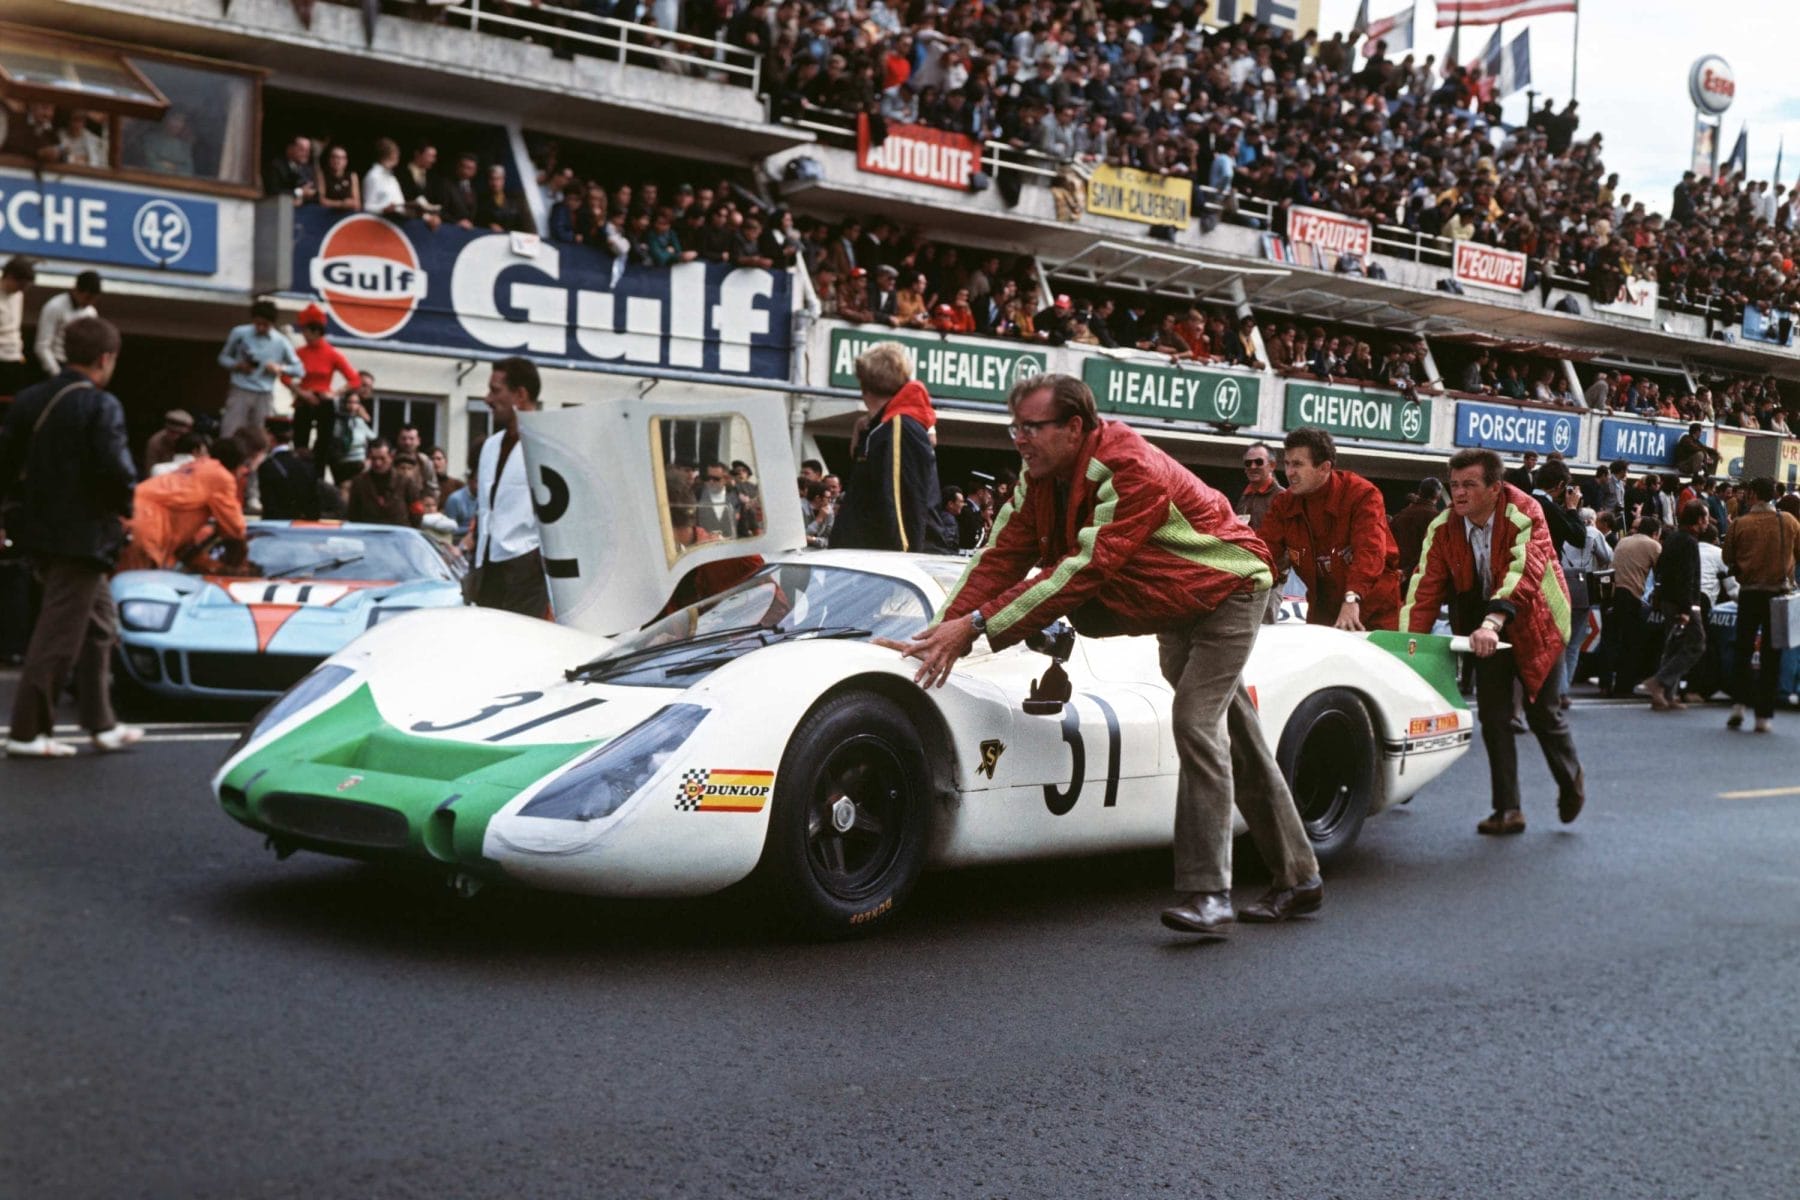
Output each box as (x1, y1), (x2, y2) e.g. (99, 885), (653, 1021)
(830, 796), (857, 833)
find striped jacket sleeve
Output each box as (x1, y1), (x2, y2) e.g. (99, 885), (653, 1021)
(1399, 511), (1451, 633)
(954, 455), (1168, 649)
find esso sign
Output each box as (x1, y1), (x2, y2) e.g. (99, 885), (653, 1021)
(308, 214), (427, 339)
(1688, 55), (1735, 116)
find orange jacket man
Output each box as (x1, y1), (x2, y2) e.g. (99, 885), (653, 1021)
(1259, 427), (1402, 630)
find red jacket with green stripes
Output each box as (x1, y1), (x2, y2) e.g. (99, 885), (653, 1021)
(1400, 483), (1573, 700)
(939, 420), (1274, 649)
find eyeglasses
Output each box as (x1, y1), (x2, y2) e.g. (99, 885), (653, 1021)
(1007, 416), (1068, 440)
(1243, 459), (1267, 468)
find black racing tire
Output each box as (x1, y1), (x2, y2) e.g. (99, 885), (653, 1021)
(1275, 688), (1377, 865)
(756, 691), (931, 938)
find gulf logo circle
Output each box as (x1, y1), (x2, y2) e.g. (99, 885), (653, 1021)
(307, 215), (427, 339)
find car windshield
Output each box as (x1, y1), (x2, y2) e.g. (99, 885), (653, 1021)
(227, 528), (453, 582)
(614, 563), (932, 654)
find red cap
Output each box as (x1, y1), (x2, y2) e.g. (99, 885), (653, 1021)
(1055, 294), (1072, 309)
(849, 267), (867, 278)
(934, 303), (954, 316)
(298, 302), (328, 328)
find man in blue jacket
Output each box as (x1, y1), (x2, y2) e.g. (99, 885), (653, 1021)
(829, 342), (955, 554)
(0, 317), (141, 757)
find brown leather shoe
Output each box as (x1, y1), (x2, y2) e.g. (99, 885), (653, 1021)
(1239, 874), (1324, 923)
(1160, 892), (1234, 936)
(1558, 768), (1586, 824)
(1477, 809), (1526, 835)
(1645, 679), (1672, 711)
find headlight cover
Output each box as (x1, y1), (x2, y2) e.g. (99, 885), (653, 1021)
(222, 663), (358, 764)
(119, 598), (178, 632)
(518, 704), (709, 822)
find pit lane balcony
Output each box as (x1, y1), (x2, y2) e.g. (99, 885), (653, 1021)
(23, 0), (813, 162)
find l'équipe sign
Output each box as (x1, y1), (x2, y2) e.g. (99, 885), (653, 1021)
(1082, 357), (1259, 423)
(1455, 401), (1579, 456)
(1285, 382), (1430, 444)
(1453, 241), (1527, 293)
(828, 329), (1046, 402)
(1598, 418), (1683, 466)
(855, 114), (978, 190)
(0, 167), (218, 274)
(1285, 205), (1372, 260)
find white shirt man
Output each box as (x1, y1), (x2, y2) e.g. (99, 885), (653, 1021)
(470, 357), (549, 618)
(34, 272), (101, 375)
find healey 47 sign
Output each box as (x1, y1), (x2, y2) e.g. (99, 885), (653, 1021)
(1453, 241), (1527, 293)
(1285, 205), (1372, 260)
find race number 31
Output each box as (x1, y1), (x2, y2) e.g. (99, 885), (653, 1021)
(132, 199), (192, 266)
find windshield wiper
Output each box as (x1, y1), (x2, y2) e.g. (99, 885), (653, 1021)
(567, 625), (873, 683)
(656, 628), (873, 678)
(565, 623), (772, 681)
(269, 554), (364, 579)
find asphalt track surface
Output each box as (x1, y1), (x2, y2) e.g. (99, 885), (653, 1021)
(4, 680), (1799, 1199)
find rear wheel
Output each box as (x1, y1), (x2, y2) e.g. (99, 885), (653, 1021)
(757, 692), (930, 937)
(1276, 688), (1377, 865)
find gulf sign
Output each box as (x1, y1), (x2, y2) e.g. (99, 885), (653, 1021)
(291, 209), (793, 378)
(1453, 241), (1527, 293)
(856, 114), (978, 191)
(309, 214), (427, 339)
(1688, 55), (1735, 116)
(1286, 205), (1372, 260)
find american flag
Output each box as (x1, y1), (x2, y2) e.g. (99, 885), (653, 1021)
(1436, 0), (1576, 27)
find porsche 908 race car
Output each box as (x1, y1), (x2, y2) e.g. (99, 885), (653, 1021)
(211, 389), (1472, 935)
(114, 520), (463, 702)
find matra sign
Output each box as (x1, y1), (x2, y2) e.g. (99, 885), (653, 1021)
(1285, 205), (1372, 259)
(1453, 241), (1527, 293)
(292, 210), (793, 378)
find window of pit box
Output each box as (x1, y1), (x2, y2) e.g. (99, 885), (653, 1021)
(0, 26), (261, 194)
(652, 414), (763, 566)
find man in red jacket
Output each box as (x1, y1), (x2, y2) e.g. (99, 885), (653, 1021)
(883, 374), (1321, 936)
(1401, 447), (1585, 835)
(1259, 427), (1402, 630)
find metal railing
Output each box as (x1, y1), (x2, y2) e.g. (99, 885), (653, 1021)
(777, 110), (1064, 182)
(438, 1), (760, 91)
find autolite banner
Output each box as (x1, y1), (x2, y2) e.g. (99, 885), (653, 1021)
(1453, 241), (1527, 293)
(856, 114), (979, 190)
(290, 209), (793, 378)
(1285, 205), (1372, 260)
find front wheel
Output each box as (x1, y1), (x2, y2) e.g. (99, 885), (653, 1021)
(1276, 688), (1377, 865)
(756, 692), (931, 937)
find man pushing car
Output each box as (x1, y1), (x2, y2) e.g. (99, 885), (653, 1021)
(881, 373), (1322, 937)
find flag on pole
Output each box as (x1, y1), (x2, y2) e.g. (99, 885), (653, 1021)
(1723, 124), (1747, 179)
(1351, 0), (1370, 39)
(1481, 28), (1532, 99)
(1775, 137), (1784, 189)
(1437, 1), (1576, 28)
(1444, 14), (1463, 76)
(1363, 6), (1416, 56)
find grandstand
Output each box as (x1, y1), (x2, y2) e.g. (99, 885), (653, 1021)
(3, 0), (1797, 494)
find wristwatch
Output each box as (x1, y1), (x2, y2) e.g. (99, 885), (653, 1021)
(1482, 615), (1504, 633)
(1343, 591), (1361, 605)
(969, 609), (988, 637)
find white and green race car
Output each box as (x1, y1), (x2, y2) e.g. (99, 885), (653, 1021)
(213, 388), (1472, 935)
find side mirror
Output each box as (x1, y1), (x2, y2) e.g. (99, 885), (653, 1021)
(1023, 621), (1075, 715)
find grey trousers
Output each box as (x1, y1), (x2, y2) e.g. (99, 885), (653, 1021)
(220, 385), (274, 438)
(1158, 589), (1320, 893)
(10, 558), (118, 741)
(1474, 651), (1582, 812)
(1652, 611), (1706, 692)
